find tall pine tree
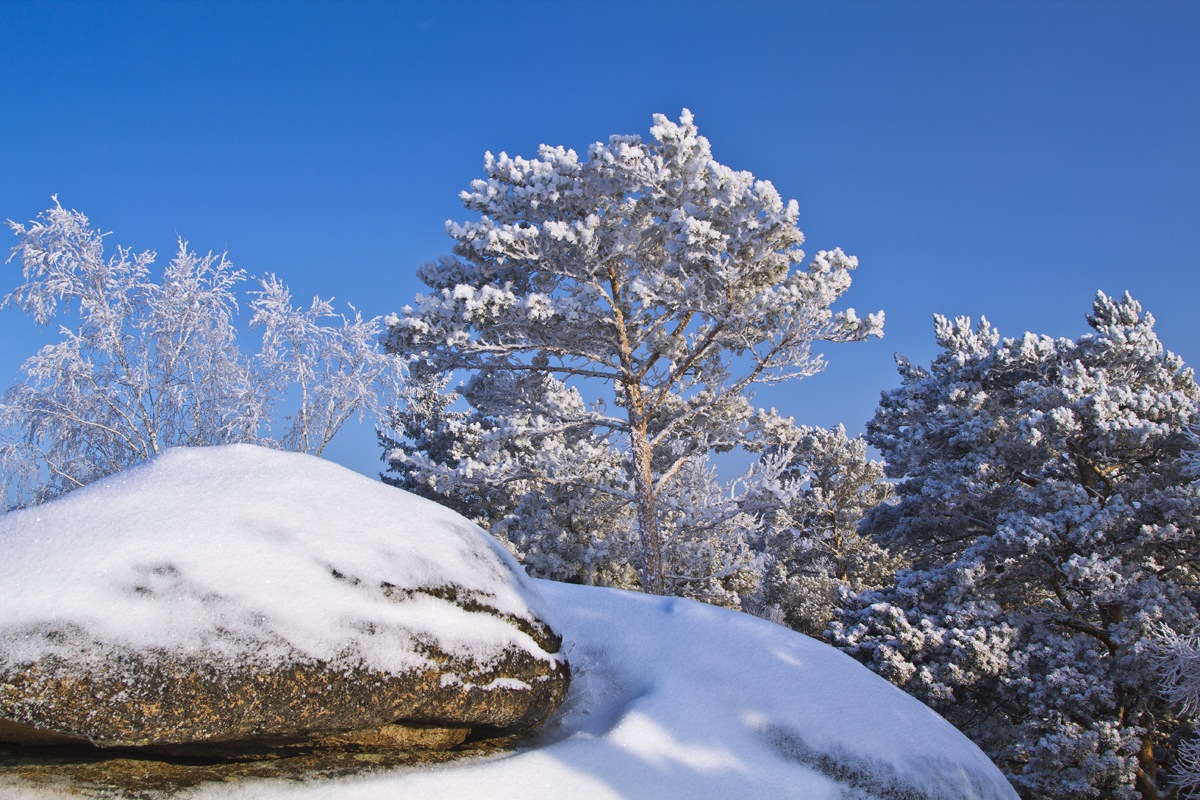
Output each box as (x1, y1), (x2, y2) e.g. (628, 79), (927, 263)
(383, 111), (881, 596)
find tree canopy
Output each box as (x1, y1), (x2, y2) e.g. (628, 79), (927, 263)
(832, 292), (1200, 799)
(383, 110), (882, 595)
(1, 201), (401, 506)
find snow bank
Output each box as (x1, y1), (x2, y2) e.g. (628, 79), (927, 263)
(78, 582), (1015, 800)
(0, 445), (1016, 798)
(0, 445), (559, 673)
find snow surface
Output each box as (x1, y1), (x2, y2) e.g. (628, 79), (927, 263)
(4, 580), (1019, 799)
(275, 580), (1014, 800)
(0, 445), (559, 673)
(0, 446), (1017, 799)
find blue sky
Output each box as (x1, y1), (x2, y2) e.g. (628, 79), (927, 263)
(2, 0), (1198, 477)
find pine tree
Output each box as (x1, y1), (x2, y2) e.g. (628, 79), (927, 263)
(830, 293), (1200, 799)
(384, 363), (641, 589)
(744, 424), (898, 637)
(383, 110), (881, 596)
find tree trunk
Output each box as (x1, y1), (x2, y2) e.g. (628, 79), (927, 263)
(1135, 725), (1157, 800)
(627, 404), (665, 595)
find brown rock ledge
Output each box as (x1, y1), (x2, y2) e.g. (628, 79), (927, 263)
(0, 724), (522, 799)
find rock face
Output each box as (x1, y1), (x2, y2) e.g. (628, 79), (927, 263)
(0, 445), (569, 753)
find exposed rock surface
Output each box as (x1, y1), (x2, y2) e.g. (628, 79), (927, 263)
(0, 445), (569, 754)
(0, 733), (517, 799)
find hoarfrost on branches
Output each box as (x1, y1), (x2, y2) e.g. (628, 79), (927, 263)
(383, 361), (761, 608)
(1, 200), (402, 507)
(385, 363), (643, 591)
(1154, 625), (1200, 796)
(383, 110), (881, 597)
(743, 423), (899, 637)
(830, 292), (1200, 799)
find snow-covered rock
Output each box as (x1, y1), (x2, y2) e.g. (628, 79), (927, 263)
(0, 445), (569, 751)
(0, 444), (1017, 799)
(2, 580), (1019, 799)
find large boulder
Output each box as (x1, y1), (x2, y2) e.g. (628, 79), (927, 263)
(0, 445), (569, 753)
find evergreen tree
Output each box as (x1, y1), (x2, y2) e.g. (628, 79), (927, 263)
(744, 424), (898, 637)
(831, 293), (1200, 799)
(383, 110), (881, 596)
(384, 363), (641, 590)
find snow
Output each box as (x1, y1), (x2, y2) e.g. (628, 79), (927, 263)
(0, 445), (559, 673)
(0, 446), (1017, 799)
(306, 581), (1014, 800)
(9, 580), (1017, 799)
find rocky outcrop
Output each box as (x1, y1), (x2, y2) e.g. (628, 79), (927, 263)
(0, 445), (570, 754)
(0, 609), (566, 753)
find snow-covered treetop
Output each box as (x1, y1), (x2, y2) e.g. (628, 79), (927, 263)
(842, 291), (1200, 797)
(384, 111), (883, 596)
(386, 109), (882, 397)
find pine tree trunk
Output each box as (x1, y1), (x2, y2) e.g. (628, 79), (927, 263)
(627, 407), (665, 595)
(1135, 726), (1157, 800)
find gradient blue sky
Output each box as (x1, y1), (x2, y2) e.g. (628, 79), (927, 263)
(2, 0), (1198, 477)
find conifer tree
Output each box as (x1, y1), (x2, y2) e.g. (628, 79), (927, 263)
(384, 111), (881, 595)
(744, 424), (898, 637)
(831, 293), (1200, 799)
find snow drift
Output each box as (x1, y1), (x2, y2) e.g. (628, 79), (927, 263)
(0, 445), (1016, 798)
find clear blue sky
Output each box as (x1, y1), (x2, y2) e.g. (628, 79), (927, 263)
(2, 0), (1198, 477)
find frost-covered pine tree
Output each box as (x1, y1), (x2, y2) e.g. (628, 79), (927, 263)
(654, 454), (762, 608)
(1, 201), (401, 506)
(384, 360), (760, 605)
(383, 110), (882, 596)
(830, 292), (1200, 800)
(384, 362), (641, 589)
(743, 423), (898, 637)
(1154, 625), (1200, 797)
